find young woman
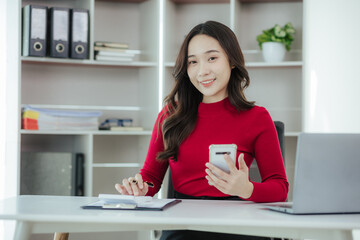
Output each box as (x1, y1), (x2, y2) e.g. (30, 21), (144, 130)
(115, 21), (288, 240)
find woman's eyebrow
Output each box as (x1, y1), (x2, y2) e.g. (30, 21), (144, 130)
(188, 49), (220, 59)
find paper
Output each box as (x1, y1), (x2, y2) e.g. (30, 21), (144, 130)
(82, 194), (181, 211)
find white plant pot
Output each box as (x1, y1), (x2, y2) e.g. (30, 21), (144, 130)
(262, 42), (286, 63)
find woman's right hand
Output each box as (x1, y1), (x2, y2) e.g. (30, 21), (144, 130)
(115, 173), (149, 196)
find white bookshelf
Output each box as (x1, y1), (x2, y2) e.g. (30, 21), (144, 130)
(18, 0), (302, 227)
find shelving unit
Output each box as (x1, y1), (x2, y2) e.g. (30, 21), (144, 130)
(15, 0), (303, 239)
(19, 0), (302, 218)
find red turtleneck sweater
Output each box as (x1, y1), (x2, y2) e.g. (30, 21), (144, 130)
(140, 98), (289, 203)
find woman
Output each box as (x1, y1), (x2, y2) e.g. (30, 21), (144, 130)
(115, 21), (288, 240)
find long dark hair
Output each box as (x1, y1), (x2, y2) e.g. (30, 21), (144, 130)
(157, 21), (254, 161)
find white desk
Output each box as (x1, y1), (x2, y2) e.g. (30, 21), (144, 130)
(0, 195), (359, 240)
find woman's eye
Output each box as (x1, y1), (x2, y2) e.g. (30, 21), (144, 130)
(209, 57), (217, 61)
(188, 60), (197, 65)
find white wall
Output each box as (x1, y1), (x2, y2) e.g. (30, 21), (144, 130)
(303, 0), (360, 133)
(0, 0), (21, 239)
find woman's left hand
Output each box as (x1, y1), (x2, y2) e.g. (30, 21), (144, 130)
(205, 153), (254, 199)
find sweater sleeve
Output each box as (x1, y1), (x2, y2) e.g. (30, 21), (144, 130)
(247, 108), (289, 203)
(139, 109), (169, 196)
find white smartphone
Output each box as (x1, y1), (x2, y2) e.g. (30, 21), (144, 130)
(209, 144), (237, 173)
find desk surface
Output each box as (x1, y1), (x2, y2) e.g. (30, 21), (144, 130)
(1, 195), (360, 240)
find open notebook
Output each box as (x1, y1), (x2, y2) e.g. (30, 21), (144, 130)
(82, 194), (181, 211)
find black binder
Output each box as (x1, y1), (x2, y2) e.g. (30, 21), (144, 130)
(48, 7), (70, 58)
(22, 5), (48, 57)
(70, 9), (89, 59)
(74, 153), (85, 196)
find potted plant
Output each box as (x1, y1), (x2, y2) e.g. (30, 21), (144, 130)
(256, 23), (296, 62)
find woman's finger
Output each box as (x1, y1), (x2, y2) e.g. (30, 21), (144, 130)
(206, 163), (228, 180)
(115, 183), (128, 195)
(122, 178), (133, 195)
(135, 173), (144, 189)
(224, 154), (237, 173)
(238, 153), (248, 172)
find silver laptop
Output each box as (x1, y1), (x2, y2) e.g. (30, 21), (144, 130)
(265, 133), (360, 214)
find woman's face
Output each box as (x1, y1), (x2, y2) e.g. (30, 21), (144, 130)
(187, 34), (232, 103)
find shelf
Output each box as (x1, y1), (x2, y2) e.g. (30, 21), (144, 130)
(171, 0), (230, 3)
(93, 130), (152, 135)
(245, 61), (302, 68)
(21, 57), (157, 68)
(165, 61), (302, 68)
(96, 0), (147, 2)
(20, 130), (152, 136)
(92, 163), (142, 168)
(21, 104), (141, 111)
(240, 0), (302, 3)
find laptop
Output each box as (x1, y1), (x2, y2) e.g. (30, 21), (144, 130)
(265, 133), (360, 214)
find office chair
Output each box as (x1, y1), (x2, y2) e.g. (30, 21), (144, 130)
(167, 121), (285, 198)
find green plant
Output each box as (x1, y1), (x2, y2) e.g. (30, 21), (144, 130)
(256, 23), (296, 51)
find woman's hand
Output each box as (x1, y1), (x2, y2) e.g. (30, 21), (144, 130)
(205, 153), (254, 199)
(115, 173), (149, 196)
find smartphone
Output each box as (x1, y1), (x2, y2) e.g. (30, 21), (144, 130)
(209, 144), (237, 173)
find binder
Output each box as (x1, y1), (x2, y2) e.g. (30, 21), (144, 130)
(74, 153), (85, 196)
(20, 152), (85, 196)
(22, 5), (48, 57)
(49, 7), (70, 58)
(70, 9), (89, 59)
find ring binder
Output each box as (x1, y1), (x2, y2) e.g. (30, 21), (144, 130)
(70, 9), (89, 59)
(49, 7), (70, 58)
(22, 5), (48, 57)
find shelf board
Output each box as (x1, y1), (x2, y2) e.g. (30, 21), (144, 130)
(21, 104), (141, 111)
(96, 0), (147, 3)
(246, 61), (302, 68)
(240, 0), (302, 2)
(165, 61), (302, 68)
(171, 0), (302, 2)
(21, 57), (157, 68)
(93, 130), (152, 135)
(171, 0), (229, 3)
(20, 130), (152, 136)
(92, 163), (141, 168)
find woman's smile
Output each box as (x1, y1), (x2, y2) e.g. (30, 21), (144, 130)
(200, 78), (216, 87)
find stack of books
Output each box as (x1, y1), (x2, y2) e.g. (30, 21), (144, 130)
(94, 41), (141, 62)
(22, 105), (102, 131)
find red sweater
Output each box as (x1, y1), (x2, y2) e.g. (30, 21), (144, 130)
(140, 98), (289, 203)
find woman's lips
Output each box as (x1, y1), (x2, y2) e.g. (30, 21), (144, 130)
(200, 78), (215, 87)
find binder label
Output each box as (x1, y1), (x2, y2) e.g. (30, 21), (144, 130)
(54, 10), (69, 41)
(73, 12), (88, 42)
(31, 8), (46, 39)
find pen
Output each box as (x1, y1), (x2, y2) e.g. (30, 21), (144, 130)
(130, 179), (154, 188)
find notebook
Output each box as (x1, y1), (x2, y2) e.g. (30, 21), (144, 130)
(82, 194), (181, 211)
(265, 133), (360, 214)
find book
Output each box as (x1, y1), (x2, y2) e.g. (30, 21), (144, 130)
(82, 194), (181, 211)
(22, 105), (102, 131)
(95, 49), (141, 57)
(95, 55), (133, 62)
(94, 41), (129, 49)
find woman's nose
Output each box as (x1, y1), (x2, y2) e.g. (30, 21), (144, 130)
(197, 62), (210, 77)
